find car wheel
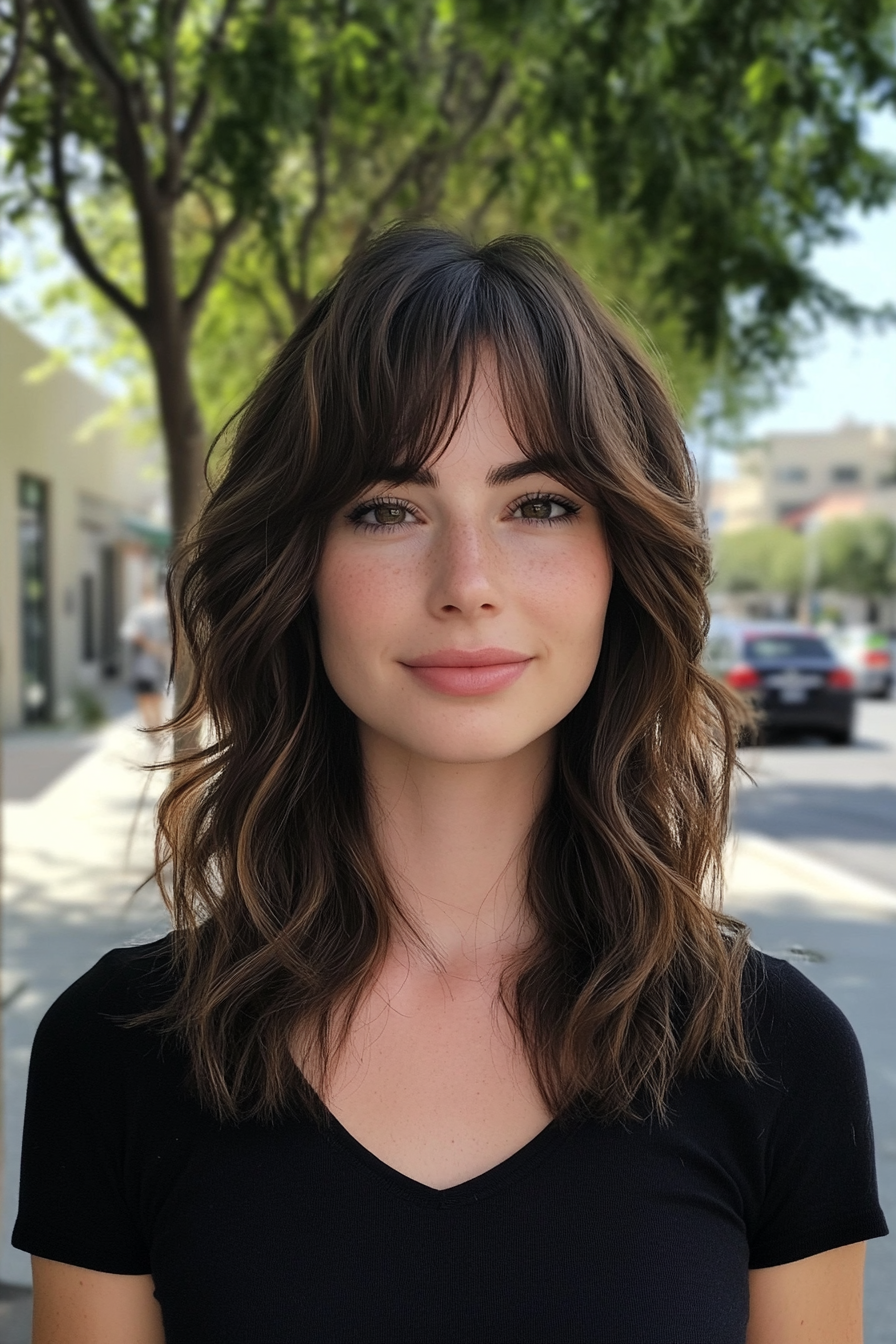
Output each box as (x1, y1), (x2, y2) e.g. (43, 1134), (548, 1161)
(827, 728), (852, 745)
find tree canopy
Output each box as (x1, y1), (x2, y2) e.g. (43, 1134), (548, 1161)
(2, 0), (895, 532)
(817, 516), (896, 596)
(712, 524), (806, 597)
(712, 516), (896, 598)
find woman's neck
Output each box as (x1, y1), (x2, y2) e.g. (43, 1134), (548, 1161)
(359, 724), (554, 969)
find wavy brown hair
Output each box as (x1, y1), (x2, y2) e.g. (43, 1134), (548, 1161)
(147, 223), (755, 1126)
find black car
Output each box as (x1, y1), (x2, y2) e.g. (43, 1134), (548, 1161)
(705, 620), (855, 744)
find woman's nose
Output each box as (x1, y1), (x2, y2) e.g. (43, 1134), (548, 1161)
(428, 518), (503, 616)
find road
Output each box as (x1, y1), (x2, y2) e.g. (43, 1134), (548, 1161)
(726, 697), (896, 1344)
(734, 698), (896, 894)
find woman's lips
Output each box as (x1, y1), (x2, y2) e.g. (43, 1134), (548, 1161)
(401, 652), (532, 697)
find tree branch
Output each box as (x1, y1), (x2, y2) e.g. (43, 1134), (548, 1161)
(48, 0), (157, 219)
(295, 72), (334, 301)
(221, 263), (290, 344)
(0, 0), (30, 112)
(177, 0), (241, 157)
(48, 0), (142, 118)
(182, 211), (245, 329)
(351, 57), (512, 251)
(171, 0), (190, 32)
(46, 77), (146, 330)
(158, 0), (180, 196)
(349, 131), (442, 249)
(463, 170), (509, 236)
(267, 218), (302, 323)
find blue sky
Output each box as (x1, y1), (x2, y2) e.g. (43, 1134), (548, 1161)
(745, 112), (896, 438)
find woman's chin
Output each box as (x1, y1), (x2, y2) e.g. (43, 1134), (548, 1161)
(360, 721), (554, 769)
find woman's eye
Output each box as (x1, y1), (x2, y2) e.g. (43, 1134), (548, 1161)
(347, 498), (415, 530)
(512, 494), (579, 523)
(370, 504), (408, 526)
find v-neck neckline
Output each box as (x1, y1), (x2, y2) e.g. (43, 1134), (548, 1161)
(321, 1111), (570, 1207)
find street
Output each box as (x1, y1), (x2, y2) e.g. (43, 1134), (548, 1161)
(734, 698), (896, 892)
(726, 698), (896, 1344)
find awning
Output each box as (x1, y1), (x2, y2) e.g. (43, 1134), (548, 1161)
(122, 514), (172, 552)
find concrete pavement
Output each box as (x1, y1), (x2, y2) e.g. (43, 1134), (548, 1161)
(1, 711), (169, 1298)
(734, 699), (896, 892)
(0, 716), (893, 1341)
(724, 832), (896, 1344)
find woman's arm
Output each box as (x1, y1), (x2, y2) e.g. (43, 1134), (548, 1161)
(32, 1257), (165, 1344)
(747, 1242), (866, 1344)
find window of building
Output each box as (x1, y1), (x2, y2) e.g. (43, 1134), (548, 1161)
(18, 474), (52, 722)
(775, 466), (807, 483)
(99, 544), (121, 675)
(80, 573), (96, 662)
(831, 464), (860, 484)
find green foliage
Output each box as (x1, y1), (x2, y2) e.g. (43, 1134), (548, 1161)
(713, 515), (896, 598)
(560, 0), (896, 373)
(817, 516), (896, 595)
(712, 525), (806, 595)
(1, 0), (895, 500)
(71, 685), (106, 727)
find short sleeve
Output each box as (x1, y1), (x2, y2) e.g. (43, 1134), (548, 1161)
(12, 953), (154, 1274)
(748, 959), (889, 1268)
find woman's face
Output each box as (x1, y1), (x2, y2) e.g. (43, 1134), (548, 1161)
(314, 366), (613, 766)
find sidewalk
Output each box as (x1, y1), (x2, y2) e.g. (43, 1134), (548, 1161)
(725, 828), (896, 923)
(1, 728), (894, 1337)
(723, 831), (896, 1344)
(2, 712), (170, 1293)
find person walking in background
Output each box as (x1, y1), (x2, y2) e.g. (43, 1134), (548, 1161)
(120, 576), (171, 731)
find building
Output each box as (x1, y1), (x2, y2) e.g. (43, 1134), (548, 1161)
(747, 419), (896, 524)
(1, 313), (168, 729)
(704, 472), (765, 535)
(780, 487), (896, 532)
(707, 420), (896, 534)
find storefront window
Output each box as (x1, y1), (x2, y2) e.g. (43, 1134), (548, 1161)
(18, 474), (52, 722)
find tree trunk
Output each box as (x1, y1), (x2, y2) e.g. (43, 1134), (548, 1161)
(145, 317), (206, 729)
(148, 322), (208, 542)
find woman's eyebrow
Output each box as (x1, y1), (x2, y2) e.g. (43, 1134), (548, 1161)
(383, 453), (569, 489)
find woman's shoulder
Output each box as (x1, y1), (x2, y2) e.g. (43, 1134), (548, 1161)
(740, 945), (867, 1087)
(33, 932), (179, 1061)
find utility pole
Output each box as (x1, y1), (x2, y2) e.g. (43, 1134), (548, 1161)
(800, 513), (823, 626)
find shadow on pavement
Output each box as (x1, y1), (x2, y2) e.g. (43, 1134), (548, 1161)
(1, 737), (96, 802)
(735, 783), (896, 844)
(0, 1281), (32, 1343)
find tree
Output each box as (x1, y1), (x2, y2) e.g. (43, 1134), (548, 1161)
(712, 524), (806, 598)
(0, 0), (28, 110)
(2, 0), (895, 537)
(818, 516), (896, 597)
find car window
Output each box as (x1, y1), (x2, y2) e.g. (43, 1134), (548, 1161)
(744, 636), (831, 660)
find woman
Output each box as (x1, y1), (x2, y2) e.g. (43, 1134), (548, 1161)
(14, 226), (887, 1343)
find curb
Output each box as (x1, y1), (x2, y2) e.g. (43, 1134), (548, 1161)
(729, 830), (896, 912)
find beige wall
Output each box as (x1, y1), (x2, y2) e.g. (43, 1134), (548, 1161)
(706, 472), (765, 534)
(750, 421), (896, 523)
(708, 421), (896, 536)
(1, 314), (165, 728)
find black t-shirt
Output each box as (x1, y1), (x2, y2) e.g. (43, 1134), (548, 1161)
(13, 936), (888, 1344)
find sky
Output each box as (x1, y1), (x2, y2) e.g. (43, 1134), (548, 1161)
(744, 111), (896, 440)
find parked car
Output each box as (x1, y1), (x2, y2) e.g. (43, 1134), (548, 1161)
(705, 620), (855, 743)
(821, 626), (893, 700)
